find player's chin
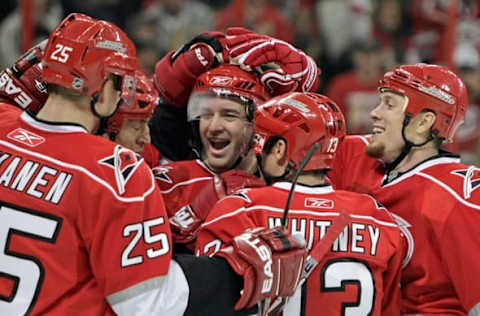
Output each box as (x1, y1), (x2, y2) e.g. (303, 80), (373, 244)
(365, 141), (385, 159)
(205, 152), (237, 173)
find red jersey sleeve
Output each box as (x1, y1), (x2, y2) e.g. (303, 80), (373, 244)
(440, 202), (480, 312)
(195, 194), (252, 256)
(78, 160), (172, 298)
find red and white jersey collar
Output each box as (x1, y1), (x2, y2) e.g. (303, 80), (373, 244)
(273, 181), (334, 195)
(383, 155), (461, 187)
(21, 111), (88, 134)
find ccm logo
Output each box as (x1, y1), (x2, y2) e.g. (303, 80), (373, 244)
(304, 198), (334, 209)
(238, 233), (273, 293)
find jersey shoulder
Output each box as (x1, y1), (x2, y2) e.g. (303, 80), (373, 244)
(420, 161), (480, 206)
(86, 138), (156, 199)
(334, 189), (397, 223)
(153, 159), (214, 190)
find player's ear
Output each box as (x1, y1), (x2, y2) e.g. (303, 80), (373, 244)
(416, 111), (436, 140)
(273, 139), (288, 165)
(95, 78), (120, 117)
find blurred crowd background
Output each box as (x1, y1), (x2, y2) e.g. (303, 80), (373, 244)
(1, 0), (479, 165)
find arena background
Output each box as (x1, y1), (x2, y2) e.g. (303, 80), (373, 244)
(2, 0), (479, 165)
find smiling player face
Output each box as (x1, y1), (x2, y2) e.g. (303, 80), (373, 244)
(197, 97), (253, 173)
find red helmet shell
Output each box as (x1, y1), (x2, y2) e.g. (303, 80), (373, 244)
(254, 92), (346, 170)
(42, 13), (139, 97)
(193, 64), (270, 108)
(106, 71), (158, 134)
(379, 63), (468, 141)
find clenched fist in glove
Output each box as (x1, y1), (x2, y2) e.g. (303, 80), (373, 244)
(154, 32), (228, 108)
(169, 170), (265, 245)
(216, 227), (307, 314)
(0, 40), (48, 112)
(227, 27), (320, 96)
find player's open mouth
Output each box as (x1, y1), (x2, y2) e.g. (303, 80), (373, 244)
(209, 138), (230, 152)
(372, 126), (385, 135)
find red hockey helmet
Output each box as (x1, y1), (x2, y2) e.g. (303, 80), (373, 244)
(379, 63), (468, 142)
(42, 13), (139, 98)
(254, 92), (346, 171)
(106, 70), (158, 136)
(187, 64), (270, 122)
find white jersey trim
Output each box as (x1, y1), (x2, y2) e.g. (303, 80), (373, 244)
(21, 111), (88, 133)
(417, 171), (480, 210)
(160, 176), (212, 194)
(381, 156), (461, 187)
(202, 204), (399, 228)
(108, 260), (189, 316)
(273, 182), (334, 194)
(195, 159), (218, 175)
(350, 134), (371, 145)
(0, 140), (156, 203)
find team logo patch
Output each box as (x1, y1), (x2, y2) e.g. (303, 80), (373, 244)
(231, 189), (251, 203)
(451, 166), (480, 199)
(99, 145), (143, 194)
(7, 128), (45, 147)
(152, 165), (173, 183)
(304, 197), (334, 209)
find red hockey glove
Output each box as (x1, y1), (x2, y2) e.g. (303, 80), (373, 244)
(0, 40), (48, 112)
(154, 32), (227, 108)
(169, 170), (264, 244)
(216, 227), (307, 313)
(226, 27), (320, 96)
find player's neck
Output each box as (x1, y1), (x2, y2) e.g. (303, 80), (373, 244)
(297, 173), (326, 186)
(37, 95), (98, 133)
(392, 144), (438, 173)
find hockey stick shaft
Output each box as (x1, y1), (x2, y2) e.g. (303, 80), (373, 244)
(302, 210), (351, 279)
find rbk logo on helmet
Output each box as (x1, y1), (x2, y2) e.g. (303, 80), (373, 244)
(209, 76), (233, 86)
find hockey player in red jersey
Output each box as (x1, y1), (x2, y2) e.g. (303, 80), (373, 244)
(151, 28), (322, 250)
(196, 92), (407, 316)
(154, 64), (269, 249)
(101, 70), (159, 164)
(328, 63), (480, 315)
(0, 13), (309, 316)
(0, 45), (160, 167)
